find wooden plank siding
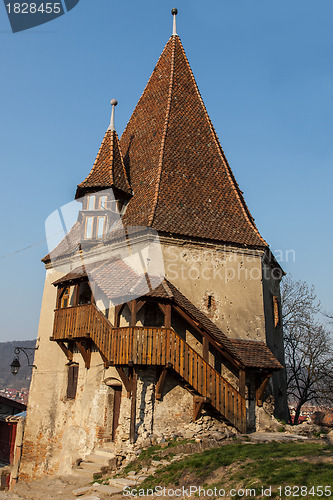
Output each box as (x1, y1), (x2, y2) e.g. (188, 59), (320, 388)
(52, 305), (246, 432)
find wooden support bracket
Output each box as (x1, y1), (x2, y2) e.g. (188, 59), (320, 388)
(116, 367), (133, 397)
(99, 349), (109, 369)
(256, 374), (272, 406)
(156, 366), (168, 400)
(76, 340), (91, 369)
(58, 341), (73, 362)
(193, 396), (210, 422)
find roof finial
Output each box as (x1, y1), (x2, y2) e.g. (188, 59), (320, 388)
(171, 8), (178, 36)
(108, 99), (118, 131)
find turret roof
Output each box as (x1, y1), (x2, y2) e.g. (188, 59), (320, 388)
(76, 129), (131, 199)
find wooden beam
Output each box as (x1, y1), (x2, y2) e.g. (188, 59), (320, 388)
(58, 341), (73, 362)
(203, 337), (209, 362)
(73, 283), (80, 306)
(130, 300), (137, 327)
(256, 374), (272, 406)
(136, 300), (146, 314)
(239, 369), (246, 398)
(193, 396), (210, 421)
(116, 367), (132, 397)
(165, 303), (171, 328)
(156, 366), (168, 400)
(76, 341), (91, 369)
(99, 349), (109, 369)
(114, 304), (123, 327)
(173, 304), (243, 370)
(130, 369), (137, 444)
(56, 286), (63, 309)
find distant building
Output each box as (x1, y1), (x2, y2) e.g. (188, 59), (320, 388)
(20, 10), (288, 478)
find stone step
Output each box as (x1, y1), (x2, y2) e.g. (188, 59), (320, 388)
(72, 486), (92, 497)
(92, 484), (123, 495)
(108, 478), (137, 488)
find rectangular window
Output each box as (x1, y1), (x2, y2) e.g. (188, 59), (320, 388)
(85, 217), (94, 239)
(99, 195), (107, 210)
(87, 195), (95, 210)
(97, 216), (105, 239)
(66, 364), (79, 399)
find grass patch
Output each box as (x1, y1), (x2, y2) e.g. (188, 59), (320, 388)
(139, 441), (333, 494)
(119, 438), (193, 476)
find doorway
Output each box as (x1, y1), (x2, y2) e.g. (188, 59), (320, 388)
(111, 386), (122, 441)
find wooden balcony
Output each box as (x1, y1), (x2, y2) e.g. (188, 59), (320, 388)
(52, 304), (112, 341)
(51, 304), (246, 432)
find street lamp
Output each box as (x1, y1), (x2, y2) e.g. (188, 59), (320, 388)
(10, 356), (21, 376)
(10, 346), (38, 376)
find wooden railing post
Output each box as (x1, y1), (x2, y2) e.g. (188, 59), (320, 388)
(130, 369), (137, 444)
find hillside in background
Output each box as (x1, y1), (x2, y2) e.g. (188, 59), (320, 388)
(0, 339), (36, 390)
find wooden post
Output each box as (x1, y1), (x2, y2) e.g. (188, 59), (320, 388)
(73, 283), (80, 306)
(165, 304), (171, 328)
(114, 305), (122, 327)
(239, 369), (246, 398)
(130, 300), (137, 327)
(130, 369), (137, 444)
(56, 286), (63, 309)
(203, 336), (209, 362)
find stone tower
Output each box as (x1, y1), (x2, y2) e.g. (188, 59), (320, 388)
(20, 10), (288, 479)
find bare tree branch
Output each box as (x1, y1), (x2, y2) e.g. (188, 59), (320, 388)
(281, 276), (333, 424)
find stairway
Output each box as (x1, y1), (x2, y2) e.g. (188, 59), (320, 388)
(53, 304), (246, 432)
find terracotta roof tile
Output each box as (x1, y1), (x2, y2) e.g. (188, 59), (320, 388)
(76, 129), (131, 198)
(229, 339), (283, 370)
(120, 35), (266, 247)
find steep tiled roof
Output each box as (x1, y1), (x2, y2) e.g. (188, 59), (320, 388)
(119, 35), (266, 247)
(229, 339), (283, 370)
(76, 129), (132, 199)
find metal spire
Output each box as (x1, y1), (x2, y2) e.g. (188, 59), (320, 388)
(172, 8), (178, 36)
(108, 99), (118, 131)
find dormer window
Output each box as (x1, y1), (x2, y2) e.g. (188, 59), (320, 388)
(85, 217), (94, 239)
(87, 195), (95, 211)
(97, 216), (106, 239)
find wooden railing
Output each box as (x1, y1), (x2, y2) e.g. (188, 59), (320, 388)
(53, 304), (113, 341)
(52, 306), (246, 432)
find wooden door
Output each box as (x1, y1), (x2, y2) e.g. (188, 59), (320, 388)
(111, 387), (122, 441)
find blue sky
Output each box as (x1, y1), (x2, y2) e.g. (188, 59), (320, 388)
(0, 0), (332, 341)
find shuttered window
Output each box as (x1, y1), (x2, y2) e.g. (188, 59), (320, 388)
(66, 364), (79, 399)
